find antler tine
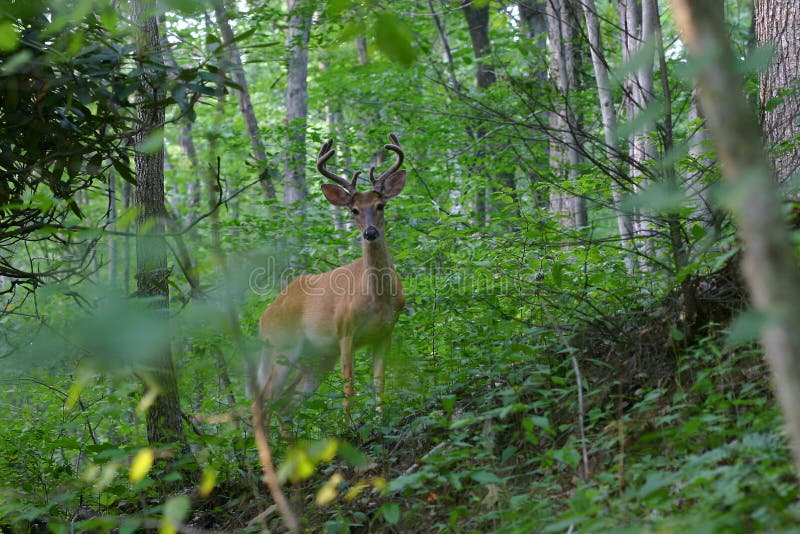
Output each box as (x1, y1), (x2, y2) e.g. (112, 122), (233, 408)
(350, 171), (362, 190)
(376, 133), (404, 183)
(317, 138), (356, 193)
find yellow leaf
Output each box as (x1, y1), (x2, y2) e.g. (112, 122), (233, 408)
(372, 476), (387, 491)
(344, 481), (367, 502)
(130, 448), (155, 483)
(200, 467), (216, 497)
(295, 451), (314, 481)
(159, 521), (177, 534)
(65, 370), (92, 410)
(316, 473), (343, 506)
(136, 384), (161, 416)
(317, 439), (338, 462)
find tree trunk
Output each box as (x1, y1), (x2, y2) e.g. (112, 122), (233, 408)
(159, 22), (203, 220)
(123, 178), (132, 295)
(214, 0), (277, 200)
(461, 0), (520, 222)
(284, 0), (312, 206)
(546, 0), (586, 228)
(428, 0), (460, 91)
(755, 0), (800, 187)
(686, 91), (714, 226)
(579, 0), (636, 270)
(671, 0), (800, 478)
(461, 0), (493, 225)
(130, 0), (188, 449)
(108, 170), (118, 287)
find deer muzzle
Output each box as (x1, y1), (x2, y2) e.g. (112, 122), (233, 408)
(364, 226), (379, 241)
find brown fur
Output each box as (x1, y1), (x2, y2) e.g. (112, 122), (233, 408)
(257, 171), (406, 411)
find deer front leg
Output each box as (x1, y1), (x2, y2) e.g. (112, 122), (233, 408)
(339, 336), (355, 413)
(373, 338), (390, 412)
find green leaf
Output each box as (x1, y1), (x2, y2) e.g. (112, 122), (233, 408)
(380, 503), (400, 525)
(338, 441), (367, 468)
(162, 495), (191, 532)
(726, 309), (770, 347)
(137, 130), (164, 155)
(623, 181), (686, 213)
(470, 470), (502, 484)
(374, 12), (416, 66)
(0, 21), (20, 52)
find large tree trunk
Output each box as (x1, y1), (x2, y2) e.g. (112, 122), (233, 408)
(215, 0), (277, 200)
(130, 0), (187, 449)
(284, 0), (312, 206)
(755, 0), (800, 187)
(671, 0), (800, 478)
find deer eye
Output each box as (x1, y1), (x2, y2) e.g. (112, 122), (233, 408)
(376, 203), (385, 211)
(351, 208), (360, 215)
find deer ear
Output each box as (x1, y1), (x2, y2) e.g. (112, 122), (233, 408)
(321, 184), (351, 207)
(380, 170), (406, 199)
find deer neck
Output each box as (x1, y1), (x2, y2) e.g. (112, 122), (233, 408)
(362, 238), (395, 301)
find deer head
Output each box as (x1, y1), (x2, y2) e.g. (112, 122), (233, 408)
(317, 134), (406, 242)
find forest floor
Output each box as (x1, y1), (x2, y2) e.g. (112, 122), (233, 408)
(182, 260), (800, 533)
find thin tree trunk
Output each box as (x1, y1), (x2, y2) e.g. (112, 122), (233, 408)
(686, 92), (714, 225)
(579, 0), (636, 270)
(159, 22), (202, 221)
(461, 0), (519, 224)
(546, 0), (586, 228)
(284, 0), (311, 206)
(428, 0), (460, 91)
(461, 0), (494, 225)
(108, 170), (118, 287)
(626, 0), (658, 247)
(672, 0), (800, 479)
(214, 0), (277, 200)
(123, 179), (132, 295)
(130, 0), (188, 450)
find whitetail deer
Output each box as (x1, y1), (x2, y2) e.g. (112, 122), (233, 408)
(256, 134), (406, 415)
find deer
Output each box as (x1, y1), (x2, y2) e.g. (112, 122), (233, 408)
(255, 134), (407, 418)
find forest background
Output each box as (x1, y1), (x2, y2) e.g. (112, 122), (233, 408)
(2, 0), (800, 532)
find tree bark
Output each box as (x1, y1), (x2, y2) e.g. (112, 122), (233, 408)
(123, 178), (132, 295)
(755, 0), (800, 186)
(130, 0), (188, 449)
(580, 0), (636, 269)
(214, 0), (276, 200)
(546, 0), (586, 228)
(108, 170), (118, 287)
(671, 0), (800, 477)
(461, 0), (493, 225)
(428, 0), (460, 91)
(519, 0), (547, 84)
(686, 91), (714, 226)
(284, 0), (312, 206)
(461, 0), (520, 222)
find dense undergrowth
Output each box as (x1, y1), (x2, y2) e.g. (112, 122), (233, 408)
(2, 195), (797, 533)
(4, 258), (796, 533)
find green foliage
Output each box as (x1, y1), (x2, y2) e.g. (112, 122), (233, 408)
(0, 0), (793, 532)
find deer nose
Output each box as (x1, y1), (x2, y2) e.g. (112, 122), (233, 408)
(364, 226), (379, 241)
